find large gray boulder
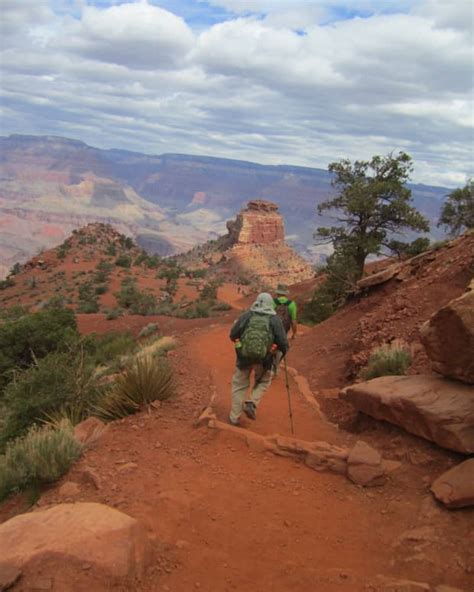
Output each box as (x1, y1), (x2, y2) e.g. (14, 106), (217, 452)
(0, 503), (150, 578)
(341, 375), (474, 453)
(420, 290), (474, 384)
(431, 458), (474, 509)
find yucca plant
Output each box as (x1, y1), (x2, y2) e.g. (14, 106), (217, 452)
(0, 420), (83, 501)
(92, 356), (174, 421)
(360, 341), (412, 380)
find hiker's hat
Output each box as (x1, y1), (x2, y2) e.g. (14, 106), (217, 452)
(250, 292), (276, 315)
(275, 283), (289, 296)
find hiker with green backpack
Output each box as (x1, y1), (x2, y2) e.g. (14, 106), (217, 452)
(272, 284), (297, 376)
(229, 292), (289, 425)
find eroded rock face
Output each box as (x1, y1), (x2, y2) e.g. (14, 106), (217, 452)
(223, 200), (313, 288)
(341, 375), (474, 454)
(431, 458), (474, 509)
(226, 199), (284, 245)
(420, 290), (474, 384)
(0, 503), (150, 578)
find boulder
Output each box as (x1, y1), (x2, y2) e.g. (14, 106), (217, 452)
(341, 375), (474, 454)
(420, 290), (474, 384)
(0, 503), (150, 578)
(431, 458), (474, 509)
(357, 263), (401, 289)
(74, 417), (108, 447)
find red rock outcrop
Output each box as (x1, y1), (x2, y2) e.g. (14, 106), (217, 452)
(420, 289), (474, 384)
(226, 200), (284, 245)
(341, 375), (474, 454)
(222, 200), (313, 288)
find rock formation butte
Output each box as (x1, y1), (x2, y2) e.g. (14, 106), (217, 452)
(220, 200), (313, 288)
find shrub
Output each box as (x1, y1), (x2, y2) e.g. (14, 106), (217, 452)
(115, 254), (132, 268)
(92, 356), (174, 421)
(0, 308), (78, 390)
(0, 277), (15, 290)
(77, 300), (100, 314)
(359, 342), (412, 380)
(115, 279), (157, 315)
(105, 308), (122, 320)
(83, 331), (136, 366)
(0, 305), (30, 321)
(211, 302), (232, 312)
(96, 260), (114, 273)
(119, 235), (134, 250)
(0, 350), (98, 447)
(182, 302), (211, 318)
(95, 285), (107, 295)
(200, 281), (219, 301)
(106, 243), (117, 257)
(0, 420), (83, 501)
(138, 323), (159, 338)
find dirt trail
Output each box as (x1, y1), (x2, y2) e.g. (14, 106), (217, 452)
(7, 320), (473, 592)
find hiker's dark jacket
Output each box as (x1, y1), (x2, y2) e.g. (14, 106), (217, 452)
(229, 311), (289, 370)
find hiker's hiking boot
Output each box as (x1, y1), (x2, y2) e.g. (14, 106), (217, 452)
(228, 417), (240, 426)
(243, 401), (257, 420)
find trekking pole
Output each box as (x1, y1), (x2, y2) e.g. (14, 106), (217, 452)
(283, 356), (294, 435)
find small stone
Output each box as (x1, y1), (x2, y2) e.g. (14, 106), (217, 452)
(0, 563), (22, 590)
(79, 466), (101, 490)
(116, 462), (138, 472)
(58, 481), (80, 497)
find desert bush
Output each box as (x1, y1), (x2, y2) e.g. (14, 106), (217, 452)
(182, 302), (211, 318)
(115, 254), (132, 268)
(200, 281), (219, 301)
(0, 350), (98, 448)
(0, 277), (15, 290)
(359, 342), (412, 380)
(115, 279), (157, 315)
(119, 235), (134, 250)
(211, 302), (232, 312)
(92, 356), (174, 421)
(96, 260), (114, 273)
(0, 305), (30, 321)
(77, 300), (100, 314)
(95, 285), (107, 295)
(0, 420), (83, 501)
(0, 308), (77, 390)
(83, 331), (136, 366)
(105, 308), (122, 320)
(106, 243), (117, 257)
(138, 323), (159, 338)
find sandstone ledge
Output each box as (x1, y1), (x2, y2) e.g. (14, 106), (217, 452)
(341, 375), (474, 454)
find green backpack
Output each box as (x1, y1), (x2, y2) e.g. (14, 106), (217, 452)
(240, 313), (273, 362)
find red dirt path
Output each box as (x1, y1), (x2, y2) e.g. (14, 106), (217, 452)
(6, 319), (473, 592)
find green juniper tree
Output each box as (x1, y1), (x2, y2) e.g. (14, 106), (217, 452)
(438, 180), (474, 236)
(316, 152), (430, 279)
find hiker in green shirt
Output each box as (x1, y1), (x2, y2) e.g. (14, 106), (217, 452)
(272, 284), (297, 376)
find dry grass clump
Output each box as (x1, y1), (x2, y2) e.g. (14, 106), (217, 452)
(360, 341), (412, 380)
(0, 419), (83, 501)
(92, 355), (174, 421)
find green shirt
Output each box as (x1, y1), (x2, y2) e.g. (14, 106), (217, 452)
(273, 296), (297, 321)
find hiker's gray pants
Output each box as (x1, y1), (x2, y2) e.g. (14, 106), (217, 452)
(230, 364), (272, 423)
(273, 350), (284, 375)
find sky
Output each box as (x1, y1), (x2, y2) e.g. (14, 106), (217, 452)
(1, 0), (473, 187)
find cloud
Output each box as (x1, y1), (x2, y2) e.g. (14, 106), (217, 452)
(58, 2), (195, 69)
(0, 0), (472, 187)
